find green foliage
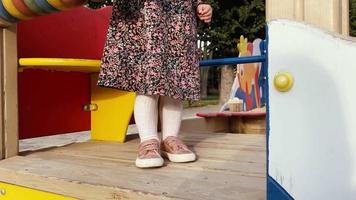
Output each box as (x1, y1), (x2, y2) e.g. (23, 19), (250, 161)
(351, 0), (356, 37)
(87, 0), (112, 9)
(199, 0), (265, 58)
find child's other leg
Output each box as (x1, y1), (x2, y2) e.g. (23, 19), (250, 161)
(134, 94), (163, 168)
(159, 96), (183, 140)
(159, 96), (196, 163)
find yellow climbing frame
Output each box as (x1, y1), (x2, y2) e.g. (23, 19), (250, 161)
(19, 58), (101, 72)
(18, 58), (136, 143)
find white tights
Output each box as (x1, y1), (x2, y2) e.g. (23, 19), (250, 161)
(134, 94), (183, 142)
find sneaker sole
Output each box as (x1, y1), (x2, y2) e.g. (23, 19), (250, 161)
(135, 157), (164, 168)
(162, 151), (196, 163)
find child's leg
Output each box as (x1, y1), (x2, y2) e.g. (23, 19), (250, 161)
(134, 94), (163, 168)
(134, 94), (160, 142)
(159, 96), (196, 163)
(159, 96), (183, 140)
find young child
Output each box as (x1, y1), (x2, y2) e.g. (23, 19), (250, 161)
(97, 0), (213, 168)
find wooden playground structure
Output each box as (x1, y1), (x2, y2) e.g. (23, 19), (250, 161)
(0, 0), (353, 199)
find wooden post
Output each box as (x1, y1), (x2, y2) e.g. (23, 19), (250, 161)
(0, 28), (3, 159)
(266, 0), (350, 35)
(0, 26), (19, 159)
(341, 0), (350, 35)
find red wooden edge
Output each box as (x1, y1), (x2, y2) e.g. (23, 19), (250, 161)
(196, 112), (266, 118)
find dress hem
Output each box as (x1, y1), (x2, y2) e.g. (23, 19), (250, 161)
(97, 83), (201, 101)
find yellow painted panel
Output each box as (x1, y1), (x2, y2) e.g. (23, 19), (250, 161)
(0, 182), (76, 200)
(18, 58), (101, 73)
(90, 74), (136, 143)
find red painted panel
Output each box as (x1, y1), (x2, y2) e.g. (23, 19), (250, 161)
(17, 7), (113, 139)
(18, 7), (112, 59)
(18, 70), (91, 139)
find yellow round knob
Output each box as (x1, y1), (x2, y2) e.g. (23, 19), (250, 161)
(274, 72), (294, 92)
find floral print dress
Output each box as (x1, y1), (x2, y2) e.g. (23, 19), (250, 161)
(97, 0), (208, 101)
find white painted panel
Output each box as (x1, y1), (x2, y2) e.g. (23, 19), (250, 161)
(268, 20), (356, 200)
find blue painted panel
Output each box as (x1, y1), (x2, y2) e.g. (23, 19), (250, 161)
(199, 55), (266, 67)
(268, 176), (294, 200)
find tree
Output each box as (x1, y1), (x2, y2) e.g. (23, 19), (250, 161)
(198, 0), (265, 58)
(87, 0), (111, 9)
(197, 0), (265, 104)
(351, 0), (356, 36)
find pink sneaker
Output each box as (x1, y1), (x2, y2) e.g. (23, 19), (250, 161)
(162, 136), (196, 163)
(135, 139), (164, 168)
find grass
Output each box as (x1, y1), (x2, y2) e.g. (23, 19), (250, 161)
(183, 95), (219, 108)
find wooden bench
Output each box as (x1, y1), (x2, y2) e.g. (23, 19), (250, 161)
(196, 111), (266, 134)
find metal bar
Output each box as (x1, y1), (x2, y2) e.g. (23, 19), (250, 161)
(199, 55), (267, 67)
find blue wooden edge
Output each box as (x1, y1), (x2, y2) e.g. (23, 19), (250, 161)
(199, 55), (266, 67)
(268, 176), (295, 200)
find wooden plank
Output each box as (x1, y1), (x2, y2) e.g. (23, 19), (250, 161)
(266, 0), (296, 20)
(21, 139), (265, 176)
(2, 26), (18, 158)
(0, 133), (266, 200)
(0, 167), (179, 200)
(180, 117), (230, 133)
(341, 0), (349, 35)
(0, 182), (76, 200)
(230, 116), (266, 134)
(294, 0), (305, 20)
(267, 0), (350, 34)
(304, 0), (340, 33)
(20, 134), (266, 168)
(25, 149), (265, 178)
(0, 28), (4, 160)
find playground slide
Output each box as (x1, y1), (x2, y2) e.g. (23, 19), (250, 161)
(268, 20), (356, 200)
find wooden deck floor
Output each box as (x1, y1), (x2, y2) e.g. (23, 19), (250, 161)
(0, 132), (266, 200)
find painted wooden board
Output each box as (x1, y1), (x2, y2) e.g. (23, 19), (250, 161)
(0, 132), (266, 200)
(90, 74), (136, 142)
(268, 20), (356, 199)
(17, 7), (112, 138)
(196, 112), (265, 118)
(0, 182), (76, 199)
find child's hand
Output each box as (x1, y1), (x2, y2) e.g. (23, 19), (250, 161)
(197, 4), (213, 23)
